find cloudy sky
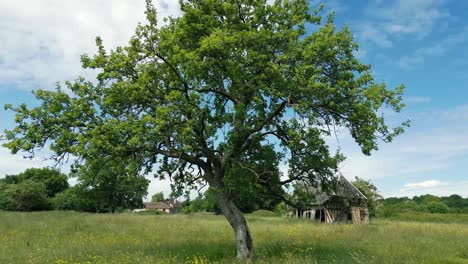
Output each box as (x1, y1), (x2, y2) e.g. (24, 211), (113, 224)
(0, 0), (467, 199)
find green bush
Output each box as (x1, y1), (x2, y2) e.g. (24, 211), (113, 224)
(426, 202), (449, 214)
(0, 181), (50, 211)
(52, 187), (84, 211)
(273, 202), (289, 216)
(51, 186), (102, 212)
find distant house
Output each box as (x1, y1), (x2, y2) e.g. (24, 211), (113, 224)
(294, 175), (369, 224)
(135, 199), (182, 214)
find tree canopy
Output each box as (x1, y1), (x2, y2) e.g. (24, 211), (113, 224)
(0, 180), (50, 211)
(70, 159), (149, 212)
(379, 194), (468, 215)
(2, 0), (408, 259)
(1, 167), (68, 197)
(151, 192), (165, 202)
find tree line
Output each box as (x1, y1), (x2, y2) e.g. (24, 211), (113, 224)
(339, 177), (468, 216)
(0, 166), (284, 214)
(378, 194), (468, 215)
(3, 167), (466, 218)
(0, 167), (148, 212)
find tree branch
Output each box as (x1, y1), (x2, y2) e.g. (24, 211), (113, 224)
(198, 87), (239, 105)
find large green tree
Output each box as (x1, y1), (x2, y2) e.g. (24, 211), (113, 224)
(2, 0), (408, 259)
(1, 168), (68, 197)
(51, 185), (96, 212)
(71, 159), (150, 213)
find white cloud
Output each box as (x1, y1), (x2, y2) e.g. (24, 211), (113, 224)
(0, 148), (53, 176)
(329, 104), (468, 197)
(323, 0), (348, 14)
(392, 180), (468, 197)
(403, 179), (448, 189)
(340, 126), (468, 180)
(0, 0), (182, 90)
(398, 56), (424, 70)
(441, 104), (468, 122)
(355, 0), (449, 48)
(379, 0), (448, 37)
(398, 27), (468, 69)
(358, 24), (393, 48)
(373, 0), (449, 37)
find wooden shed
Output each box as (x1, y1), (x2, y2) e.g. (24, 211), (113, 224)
(295, 176), (369, 224)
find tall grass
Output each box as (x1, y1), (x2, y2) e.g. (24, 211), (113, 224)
(379, 211), (468, 224)
(0, 211), (467, 263)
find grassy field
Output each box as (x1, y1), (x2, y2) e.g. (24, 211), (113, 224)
(378, 211), (468, 224)
(0, 211), (467, 264)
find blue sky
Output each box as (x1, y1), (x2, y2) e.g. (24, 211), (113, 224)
(0, 0), (467, 199)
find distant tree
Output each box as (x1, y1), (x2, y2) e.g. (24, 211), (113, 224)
(378, 194), (468, 216)
(441, 194), (468, 209)
(51, 185), (97, 212)
(426, 201), (449, 214)
(352, 177), (383, 217)
(381, 197), (411, 206)
(2, 168), (68, 197)
(413, 194), (440, 205)
(151, 192), (165, 202)
(183, 188), (220, 214)
(51, 187), (80, 211)
(0, 180), (50, 211)
(0, 183), (11, 210)
(2, 0), (408, 259)
(399, 201), (422, 212)
(184, 195), (204, 213)
(72, 160), (149, 213)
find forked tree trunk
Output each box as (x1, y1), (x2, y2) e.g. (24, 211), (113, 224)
(217, 191), (253, 260)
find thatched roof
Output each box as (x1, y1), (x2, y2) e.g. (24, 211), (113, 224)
(144, 199), (182, 210)
(312, 175), (367, 205)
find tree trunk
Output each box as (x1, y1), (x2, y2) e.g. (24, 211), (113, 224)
(217, 190), (253, 260)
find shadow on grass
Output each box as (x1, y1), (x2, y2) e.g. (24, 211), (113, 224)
(133, 238), (376, 263)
